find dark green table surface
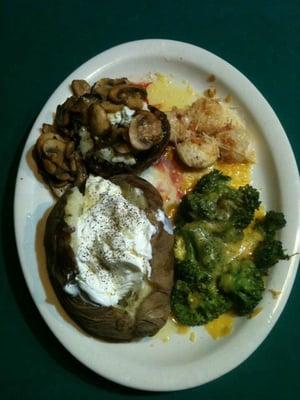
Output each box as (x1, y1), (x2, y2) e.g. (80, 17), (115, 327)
(1, 1), (299, 399)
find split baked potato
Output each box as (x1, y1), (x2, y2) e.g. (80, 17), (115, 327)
(44, 174), (174, 341)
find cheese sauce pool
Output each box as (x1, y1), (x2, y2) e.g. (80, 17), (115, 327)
(145, 74), (254, 342)
(147, 73), (198, 111)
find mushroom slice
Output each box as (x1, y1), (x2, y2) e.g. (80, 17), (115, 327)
(71, 80), (91, 97)
(43, 159), (57, 175)
(55, 171), (72, 181)
(88, 103), (110, 136)
(110, 126), (128, 142)
(34, 129), (87, 196)
(114, 142), (132, 154)
(65, 141), (75, 158)
(54, 96), (95, 129)
(42, 138), (66, 166)
(92, 78), (129, 99)
(108, 84), (147, 109)
(41, 123), (59, 135)
(55, 97), (78, 127)
(100, 101), (123, 113)
(129, 111), (162, 151)
(35, 132), (60, 157)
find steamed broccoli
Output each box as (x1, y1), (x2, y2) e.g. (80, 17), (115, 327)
(176, 170), (260, 235)
(255, 211), (286, 237)
(175, 170), (229, 226)
(171, 170), (288, 326)
(180, 222), (225, 271)
(174, 225), (224, 286)
(252, 211), (289, 273)
(175, 259), (212, 287)
(172, 217), (230, 324)
(253, 239), (289, 274)
(171, 280), (231, 326)
(218, 259), (264, 315)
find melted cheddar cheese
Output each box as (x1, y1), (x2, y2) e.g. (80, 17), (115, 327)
(147, 73), (198, 111)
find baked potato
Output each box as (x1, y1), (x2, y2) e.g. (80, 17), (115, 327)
(44, 174), (174, 341)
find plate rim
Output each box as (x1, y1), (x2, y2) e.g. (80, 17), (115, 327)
(13, 39), (300, 391)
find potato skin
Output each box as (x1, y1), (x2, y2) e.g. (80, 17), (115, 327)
(44, 174), (174, 341)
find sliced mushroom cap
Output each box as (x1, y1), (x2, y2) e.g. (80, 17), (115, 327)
(108, 84), (147, 109)
(36, 133), (69, 170)
(34, 130), (87, 195)
(129, 111), (162, 151)
(35, 132), (63, 157)
(92, 78), (129, 99)
(113, 142), (132, 154)
(110, 126), (128, 142)
(100, 101), (123, 113)
(43, 159), (57, 175)
(55, 171), (72, 181)
(54, 96), (99, 131)
(69, 97), (91, 125)
(65, 141), (75, 158)
(71, 80), (91, 97)
(41, 123), (59, 135)
(42, 138), (66, 166)
(55, 103), (71, 128)
(88, 103), (110, 136)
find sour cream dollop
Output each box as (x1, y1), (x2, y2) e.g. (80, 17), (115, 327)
(64, 176), (156, 306)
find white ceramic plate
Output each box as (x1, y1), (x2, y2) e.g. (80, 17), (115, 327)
(14, 39), (300, 391)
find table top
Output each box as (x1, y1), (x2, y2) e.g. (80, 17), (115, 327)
(1, 1), (299, 398)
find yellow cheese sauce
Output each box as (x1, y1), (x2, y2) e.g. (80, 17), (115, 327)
(181, 162), (252, 196)
(147, 73), (198, 111)
(216, 162), (252, 189)
(205, 312), (235, 340)
(224, 207), (265, 263)
(146, 74), (262, 342)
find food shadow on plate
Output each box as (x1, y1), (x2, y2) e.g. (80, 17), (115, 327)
(2, 129), (155, 396)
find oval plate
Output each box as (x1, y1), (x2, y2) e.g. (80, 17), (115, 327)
(14, 39), (300, 391)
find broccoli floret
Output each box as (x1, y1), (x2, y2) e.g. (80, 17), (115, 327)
(171, 281), (204, 325)
(218, 259), (264, 315)
(171, 280), (231, 325)
(175, 259), (212, 287)
(253, 239), (289, 274)
(255, 211), (286, 237)
(178, 191), (220, 222)
(176, 170), (230, 224)
(229, 185), (261, 230)
(179, 221), (226, 271)
(171, 230), (230, 325)
(194, 169), (231, 194)
(253, 211), (289, 273)
(176, 170), (260, 233)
